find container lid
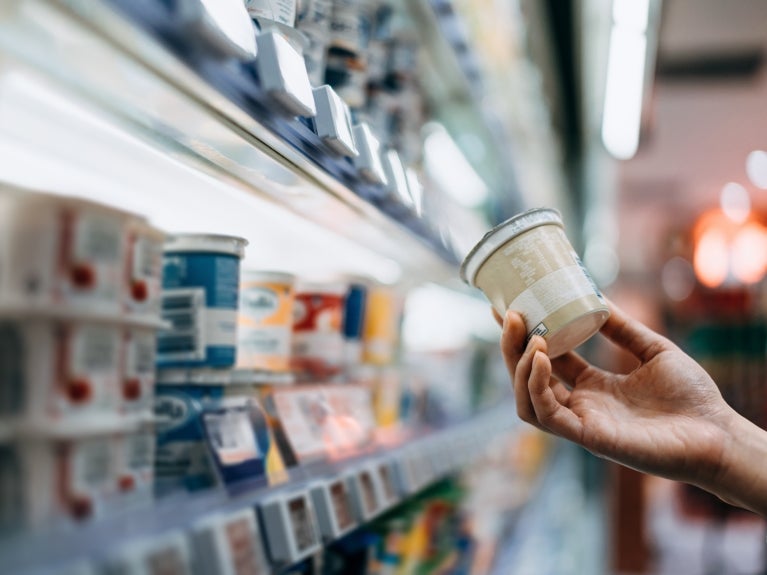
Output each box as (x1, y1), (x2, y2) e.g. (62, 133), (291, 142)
(164, 234), (248, 258)
(241, 270), (296, 283)
(459, 208), (563, 286)
(295, 280), (348, 296)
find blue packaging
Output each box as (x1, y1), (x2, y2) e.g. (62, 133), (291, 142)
(153, 384), (224, 494)
(158, 234), (247, 368)
(342, 280), (367, 365)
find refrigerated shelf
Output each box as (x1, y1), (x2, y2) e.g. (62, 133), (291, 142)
(0, 401), (515, 573)
(0, 0), (459, 286)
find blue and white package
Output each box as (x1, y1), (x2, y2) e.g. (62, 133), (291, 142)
(153, 384), (224, 494)
(158, 234), (247, 368)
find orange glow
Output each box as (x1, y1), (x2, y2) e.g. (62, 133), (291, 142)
(731, 224), (767, 284)
(691, 208), (767, 288)
(694, 227), (729, 287)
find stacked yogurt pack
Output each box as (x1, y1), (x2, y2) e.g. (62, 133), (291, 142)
(0, 183), (165, 531)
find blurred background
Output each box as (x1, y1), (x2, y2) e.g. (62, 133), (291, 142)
(0, 0), (766, 574)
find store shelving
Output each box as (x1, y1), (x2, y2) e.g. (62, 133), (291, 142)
(0, 401), (514, 573)
(0, 0), (460, 286)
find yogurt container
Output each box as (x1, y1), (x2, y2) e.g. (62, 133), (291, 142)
(0, 187), (128, 313)
(236, 270), (295, 372)
(124, 219), (165, 318)
(460, 208), (609, 358)
(0, 317), (121, 423)
(158, 234), (247, 368)
(114, 427), (155, 511)
(362, 284), (400, 366)
(291, 281), (346, 376)
(121, 326), (157, 414)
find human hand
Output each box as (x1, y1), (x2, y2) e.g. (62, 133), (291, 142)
(499, 300), (751, 500)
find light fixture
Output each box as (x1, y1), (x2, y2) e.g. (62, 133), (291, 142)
(601, 0), (651, 160)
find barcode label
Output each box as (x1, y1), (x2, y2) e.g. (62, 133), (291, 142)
(74, 326), (118, 372)
(158, 289), (205, 361)
(133, 237), (160, 279)
(529, 322), (549, 339)
(75, 215), (121, 261)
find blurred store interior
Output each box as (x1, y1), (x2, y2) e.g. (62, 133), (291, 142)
(0, 0), (766, 574)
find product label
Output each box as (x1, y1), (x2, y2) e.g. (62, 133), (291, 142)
(329, 480), (353, 531)
(60, 325), (120, 413)
(225, 515), (261, 575)
(240, 287), (280, 322)
(509, 264), (599, 330)
(288, 496), (317, 553)
(203, 409), (260, 466)
(66, 211), (123, 307)
(245, 0), (297, 26)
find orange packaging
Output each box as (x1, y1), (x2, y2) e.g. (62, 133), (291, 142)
(362, 286), (401, 366)
(237, 271), (295, 372)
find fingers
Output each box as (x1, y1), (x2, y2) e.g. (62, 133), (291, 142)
(491, 307), (504, 327)
(513, 335), (547, 429)
(501, 310), (528, 369)
(600, 299), (673, 362)
(528, 351), (583, 442)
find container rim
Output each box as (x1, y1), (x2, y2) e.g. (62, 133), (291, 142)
(240, 270), (295, 283)
(164, 234), (248, 258)
(459, 208), (563, 286)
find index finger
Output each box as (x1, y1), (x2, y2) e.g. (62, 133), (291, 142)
(599, 299), (674, 362)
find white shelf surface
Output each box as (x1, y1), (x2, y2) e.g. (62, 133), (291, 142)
(0, 0), (458, 286)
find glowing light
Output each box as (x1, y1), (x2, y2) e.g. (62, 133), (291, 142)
(661, 257), (695, 302)
(601, 0), (650, 160)
(731, 224), (767, 284)
(720, 182), (750, 224)
(746, 150), (767, 189)
(693, 228), (729, 288)
(584, 241), (620, 287)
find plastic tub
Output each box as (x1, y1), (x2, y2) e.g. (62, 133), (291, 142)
(158, 234), (247, 369)
(461, 208), (609, 358)
(237, 270), (295, 372)
(291, 281), (347, 376)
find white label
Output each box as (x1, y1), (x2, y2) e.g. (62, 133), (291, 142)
(73, 326), (119, 373)
(245, 0), (297, 26)
(74, 214), (121, 262)
(205, 308), (238, 347)
(204, 410), (259, 465)
(509, 264), (599, 330)
(238, 326), (291, 357)
(128, 331), (156, 376)
(292, 332), (344, 364)
(71, 438), (113, 495)
(240, 287), (280, 321)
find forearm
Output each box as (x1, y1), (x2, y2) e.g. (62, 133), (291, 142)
(704, 412), (767, 516)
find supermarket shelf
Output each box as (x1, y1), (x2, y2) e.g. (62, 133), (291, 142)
(0, 0), (459, 285)
(0, 402), (515, 573)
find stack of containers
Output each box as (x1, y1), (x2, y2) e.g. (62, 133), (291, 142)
(0, 185), (164, 530)
(154, 234), (249, 494)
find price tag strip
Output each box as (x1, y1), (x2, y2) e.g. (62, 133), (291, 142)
(258, 489), (321, 564)
(309, 477), (357, 541)
(347, 467), (384, 522)
(190, 508), (269, 575)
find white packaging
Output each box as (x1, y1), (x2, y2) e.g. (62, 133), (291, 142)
(124, 219), (164, 318)
(245, 0), (298, 27)
(114, 428), (155, 511)
(0, 188), (128, 313)
(120, 327), (157, 414)
(2, 318), (121, 423)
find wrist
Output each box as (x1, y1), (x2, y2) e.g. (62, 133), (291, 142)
(703, 409), (767, 515)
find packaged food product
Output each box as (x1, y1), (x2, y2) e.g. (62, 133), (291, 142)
(121, 326), (157, 414)
(460, 208), (610, 358)
(0, 187), (128, 313)
(296, 0), (333, 85)
(362, 285), (400, 366)
(114, 427), (155, 511)
(158, 234), (247, 369)
(291, 281), (346, 376)
(124, 219), (164, 318)
(0, 317), (121, 422)
(237, 271), (295, 372)
(341, 279), (367, 367)
(154, 384), (223, 494)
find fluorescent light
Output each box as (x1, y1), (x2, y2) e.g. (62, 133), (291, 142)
(601, 0), (650, 160)
(423, 123), (488, 207)
(612, 0), (650, 32)
(746, 150), (767, 189)
(720, 182), (750, 224)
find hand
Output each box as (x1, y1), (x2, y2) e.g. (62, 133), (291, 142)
(499, 300), (767, 514)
